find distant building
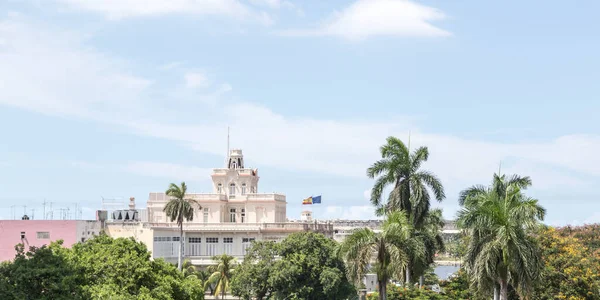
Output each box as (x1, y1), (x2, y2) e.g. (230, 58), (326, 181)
(0, 220), (102, 261)
(105, 149), (333, 266)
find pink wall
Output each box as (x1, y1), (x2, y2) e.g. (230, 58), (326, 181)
(0, 220), (79, 262)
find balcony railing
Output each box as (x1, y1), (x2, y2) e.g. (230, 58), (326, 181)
(148, 222), (333, 233)
(148, 192), (285, 203)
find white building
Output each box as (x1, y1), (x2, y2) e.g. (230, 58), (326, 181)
(106, 149), (332, 266)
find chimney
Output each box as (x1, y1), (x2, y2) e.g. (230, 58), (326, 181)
(129, 197), (135, 210)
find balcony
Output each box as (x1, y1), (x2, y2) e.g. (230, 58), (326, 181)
(148, 222), (333, 234)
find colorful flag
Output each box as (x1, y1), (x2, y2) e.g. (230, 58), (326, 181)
(302, 196), (313, 205)
(312, 195), (321, 204)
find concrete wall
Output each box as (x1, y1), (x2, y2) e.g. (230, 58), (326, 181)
(0, 220), (79, 261)
(104, 222), (154, 254)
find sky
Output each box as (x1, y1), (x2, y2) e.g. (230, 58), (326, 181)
(0, 0), (599, 225)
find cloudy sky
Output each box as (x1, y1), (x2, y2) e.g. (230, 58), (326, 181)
(1, 0), (599, 225)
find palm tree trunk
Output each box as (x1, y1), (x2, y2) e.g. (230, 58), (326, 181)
(178, 223), (183, 271)
(405, 266), (411, 286)
(419, 275), (424, 288)
(378, 279), (387, 300)
(499, 280), (508, 300)
(222, 282), (226, 300)
(493, 284), (499, 300)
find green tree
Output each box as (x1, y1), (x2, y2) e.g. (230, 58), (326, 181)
(412, 208), (445, 288)
(0, 235), (204, 300)
(206, 254), (236, 300)
(340, 211), (415, 300)
(457, 173), (545, 300)
(164, 182), (201, 271)
(0, 243), (83, 299)
(231, 241), (278, 300)
(270, 231), (355, 300)
(367, 136), (445, 225)
(367, 136), (445, 284)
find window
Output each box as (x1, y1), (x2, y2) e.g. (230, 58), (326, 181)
(203, 208), (209, 223)
(217, 183), (222, 193)
(206, 237), (219, 256)
(224, 237), (234, 255)
(37, 232), (50, 239)
(230, 208), (236, 223)
(172, 236), (180, 242)
(188, 237), (202, 256)
(241, 183), (247, 195)
(81, 238), (85, 243)
(241, 209), (246, 223)
(242, 238), (255, 255)
(153, 237), (177, 258)
(229, 183), (236, 196)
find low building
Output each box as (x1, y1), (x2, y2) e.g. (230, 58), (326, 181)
(0, 219), (102, 261)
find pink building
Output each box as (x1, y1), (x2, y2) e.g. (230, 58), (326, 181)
(0, 220), (101, 261)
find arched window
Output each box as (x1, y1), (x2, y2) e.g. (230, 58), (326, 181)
(241, 183), (247, 195)
(217, 183), (222, 193)
(229, 183), (236, 195)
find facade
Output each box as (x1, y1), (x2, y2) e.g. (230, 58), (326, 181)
(106, 149), (332, 266)
(0, 220), (102, 261)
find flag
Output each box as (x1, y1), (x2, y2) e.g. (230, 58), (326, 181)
(302, 196), (313, 205)
(312, 195), (321, 204)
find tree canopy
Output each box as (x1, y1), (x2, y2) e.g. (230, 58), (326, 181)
(0, 234), (204, 300)
(232, 231), (355, 300)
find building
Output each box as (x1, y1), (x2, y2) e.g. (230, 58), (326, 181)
(0, 219), (102, 261)
(105, 149), (333, 266)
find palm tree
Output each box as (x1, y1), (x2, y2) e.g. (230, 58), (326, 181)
(340, 211), (420, 300)
(164, 182), (200, 271)
(367, 136), (445, 284)
(457, 173), (545, 300)
(411, 208), (445, 288)
(368, 136), (445, 225)
(205, 254), (236, 300)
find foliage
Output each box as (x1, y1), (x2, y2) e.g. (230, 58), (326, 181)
(164, 181), (201, 271)
(367, 136), (446, 285)
(0, 234), (204, 300)
(366, 284), (451, 300)
(531, 226), (600, 300)
(367, 136), (445, 225)
(458, 173), (545, 300)
(0, 242), (83, 299)
(205, 254), (236, 300)
(230, 241), (278, 300)
(268, 231), (355, 300)
(340, 211), (413, 300)
(439, 269), (473, 299)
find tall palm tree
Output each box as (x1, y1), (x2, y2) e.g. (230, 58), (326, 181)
(457, 173), (545, 300)
(164, 182), (200, 271)
(367, 136), (445, 226)
(205, 254), (236, 300)
(340, 211), (420, 300)
(367, 136), (445, 285)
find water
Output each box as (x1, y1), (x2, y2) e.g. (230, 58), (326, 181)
(434, 265), (460, 280)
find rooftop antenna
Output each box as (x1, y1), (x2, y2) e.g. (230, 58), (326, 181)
(498, 161), (502, 176)
(226, 126), (230, 167)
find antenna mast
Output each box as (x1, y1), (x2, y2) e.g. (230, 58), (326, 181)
(226, 126), (230, 167)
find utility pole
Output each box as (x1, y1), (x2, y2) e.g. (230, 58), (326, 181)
(31, 209), (35, 220)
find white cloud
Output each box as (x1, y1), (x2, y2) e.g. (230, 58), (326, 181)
(55, 0), (274, 24)
(184, 72), (210, 88)
(124, 162), (211, 181)
(279, 0), (450, 40)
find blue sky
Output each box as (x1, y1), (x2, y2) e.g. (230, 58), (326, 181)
(1, 0), (599, 225)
